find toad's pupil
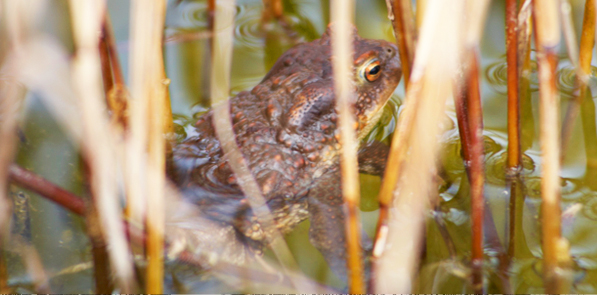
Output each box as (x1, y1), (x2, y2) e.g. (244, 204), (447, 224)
(369, 65), (380, 75)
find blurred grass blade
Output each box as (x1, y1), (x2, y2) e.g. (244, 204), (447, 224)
(129, 0), (170, 292)
(532, 1), (571, 293)
(330, 0), (364, 293)
(416, 0), (427, 29)
(69, 0), (137, 292)
(373, 0), (421, 268)
(375, 1), (465, 292)
(209, 0), (305, 291)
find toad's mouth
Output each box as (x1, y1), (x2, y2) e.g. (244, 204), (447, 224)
(356, 96), (391, 141)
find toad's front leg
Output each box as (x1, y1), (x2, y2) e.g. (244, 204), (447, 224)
(307, 164), (372, 283)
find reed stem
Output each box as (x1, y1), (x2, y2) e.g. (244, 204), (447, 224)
(209, 1), (303, 291)
(506, 0), (521, 170)
(532, 1), (568, 292)
(466, 52), (485, 294)
(388, 0), (416, 89)
(330, 1), (365, 292)
(69, 0), (137, 291)
(128, 0), (169, 292)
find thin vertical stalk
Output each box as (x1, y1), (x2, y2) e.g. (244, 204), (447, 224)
(375, 1), (472, 292)
(85, 193), (114, 294)
(466, 52), (485, 294)
(372, 0), (420, 267)
(453, 49), (487, 295)
(129, 0), (168, 292)
(416, 0), (427, 30)
(582, 87), (597, 190)
(99, 25), (114, 100)
(330, 0), (364, 293)
(103, 15), (129, 131)
(506, 0), (521, 170)
(518, 0), (534, 153)
(69, 0), (137, 292)
(561, 0), (595, 157)
(386, 0), (416, 88)
(532, 1), (568, 293)
(209, 0), (306, 291)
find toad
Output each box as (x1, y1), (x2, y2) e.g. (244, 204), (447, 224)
(169, 26), (402, 281)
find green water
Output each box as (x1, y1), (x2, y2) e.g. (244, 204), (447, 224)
(4, 0), (597, 293)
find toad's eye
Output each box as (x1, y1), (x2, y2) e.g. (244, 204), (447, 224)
(363, 59), (381, 82)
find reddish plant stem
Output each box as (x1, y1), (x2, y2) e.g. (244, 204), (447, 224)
(466, 52), (485, 295)
(389, 0), (416, 88)
(506, 0), (521, 170)
(8, 165), (86, 216)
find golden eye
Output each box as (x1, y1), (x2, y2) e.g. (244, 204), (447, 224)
(364, 60), (381, 82)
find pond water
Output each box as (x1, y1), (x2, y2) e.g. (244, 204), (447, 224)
(6, 0), (597, 293)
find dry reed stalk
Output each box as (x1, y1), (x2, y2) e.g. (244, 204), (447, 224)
(330, 0), (364, 293)
(506, 0), (521, 170)
(68, 0), (137, 292)
(416, 0), (427, 29)
(209, 0), (305, 291)
(372, 0), (421, 267)
(374, 1), (467, 292)
(532, 1), (569, 293)
(128, 0), (169, 292)
(561, 0), (595, 158)
(386, 0), (416, 88)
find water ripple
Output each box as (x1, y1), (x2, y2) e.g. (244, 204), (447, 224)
(485, 59), (539, 95)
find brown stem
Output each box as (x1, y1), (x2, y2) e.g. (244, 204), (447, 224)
(104, 16), (125, 87)
(0, 251), (8, 293)
(506, 0), (521, 170)
(82, 160), (114, 294)
(388, 0), (416, 88)
(8, 165), (86, 216)
(466, 52), (485, 295)
(561, 0), (595, 158)
(99, 24), (114, 99)
(454, 51), (486, 294)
